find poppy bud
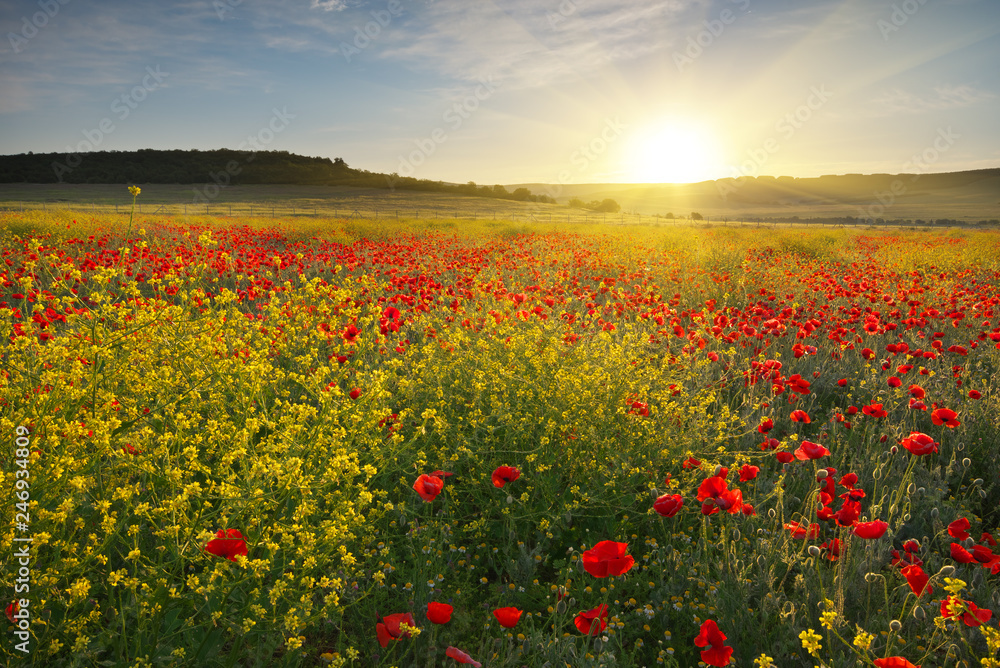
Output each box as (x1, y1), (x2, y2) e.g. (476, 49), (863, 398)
(931, 508), (939, 519)
(972, 478), (983, 486)
(593, 639), (603, 652)
(556, 601), (566, 614)
(889, 620), (901, 632)
(506, 495), (513, 504)
(962, 458), (971, 468)
(768, 508), (776, 519)
(917, 487), (925, 495)
(913, 605), (925, 620)
(816, 470), (828, 479)
(904, 513), (911, 521)
(907, 483), (915, 494)
(890, 446), (898, 454)
(808, 546), (820, 557)
(938, 565), (955, 577)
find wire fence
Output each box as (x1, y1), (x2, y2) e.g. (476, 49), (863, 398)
(0, 199), (986, 229)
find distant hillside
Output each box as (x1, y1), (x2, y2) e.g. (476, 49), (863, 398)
(514, 168), (1000, 222)
(0, 149), (555, 204)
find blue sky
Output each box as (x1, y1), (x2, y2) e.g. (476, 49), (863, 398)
(1, 0), (998, 184)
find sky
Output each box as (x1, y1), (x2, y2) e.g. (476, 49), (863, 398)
(1, 0), (999, 185)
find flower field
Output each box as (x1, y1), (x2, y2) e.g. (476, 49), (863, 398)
(2, 199), (999, 667)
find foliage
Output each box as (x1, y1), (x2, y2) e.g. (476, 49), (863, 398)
(1, 205), (999, 667)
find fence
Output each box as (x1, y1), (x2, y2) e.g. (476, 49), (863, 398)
(0, 199), (980, 229)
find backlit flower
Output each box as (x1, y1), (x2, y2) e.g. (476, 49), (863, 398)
(694, 619), (733, 666)
(413, 473), (444, 502)
(491, 465), (521, 488)
(573, 604), (608, 635)
(581, 540), (634, 578)
(493, 607), (522, 628)
(376, 612), (416, 647)
(427, 601), (453, 625)
(204, 529), (248, 562)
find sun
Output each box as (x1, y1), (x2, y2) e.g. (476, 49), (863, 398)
(624, 120), (725, 183)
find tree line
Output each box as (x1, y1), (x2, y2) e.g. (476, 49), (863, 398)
(0, 149), (557, 204)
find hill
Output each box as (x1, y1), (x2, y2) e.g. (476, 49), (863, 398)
(513, 168), (1000, 222)
(0, 149), (555, 204)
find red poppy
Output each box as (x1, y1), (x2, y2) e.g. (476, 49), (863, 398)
(775, 451), (794, 463)
(837, 378), (848, 387)
(682, 457), (702, 469)
(738, 464), (759, 482)
(940, 596), (993, 627)
(413, 473), (444, 502)
(900, 432), (937, 456)
(760, 437), (780, 451)
(948, 517), (970, 541)
(493, 607), (522, 628)
(862, 403), (887, 418)
(785, 521), (820, 540)
(445, 646), (481, 667)
(931, 408), (960, 427)
(491, 465), (521, 488)
(693, 619), (733, 667)
(971, 545), (1000, 567)
(968, 389), (981, 399)
(790, 409), (811, 423)
(629, 400), (650, 416)
(5, 601), (18, 624)
(376, 612), (416, 647)
(348, 387), (362, 400)
(908, 384), (925, 399)
(821, 538), (842, 561)
(204, 529), (248, 562)
(757, 418), (773, 434)
(853, 520), (888, 539)
(888, 376), (902, 388)
(574, 604), (608, 635)
(950, 543), (975, 564)
(873, 658), (920, 668)
(122, 443), (141, 455)
(697, 477), (742, 515)
(794, 440), (830, 461)
(581, 540), (635, 578)
(901, 564), (932, 597)
(653, 493), (684, 518)
(427, 601), (453, 625)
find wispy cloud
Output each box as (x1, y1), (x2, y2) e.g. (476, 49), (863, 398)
(865, 84), (995, 117)
(375, 0), (694, 89)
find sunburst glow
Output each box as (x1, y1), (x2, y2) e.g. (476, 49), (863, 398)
(624, 120), (725, 184)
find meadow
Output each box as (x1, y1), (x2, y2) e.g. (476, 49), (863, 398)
(1, 192), (999, 667)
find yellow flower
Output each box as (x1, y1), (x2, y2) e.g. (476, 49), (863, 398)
(754, 653), (776, 668)
(853, 627), (874, 651)
(799, 628), (822, 656)
(128, 185), (141, 197)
